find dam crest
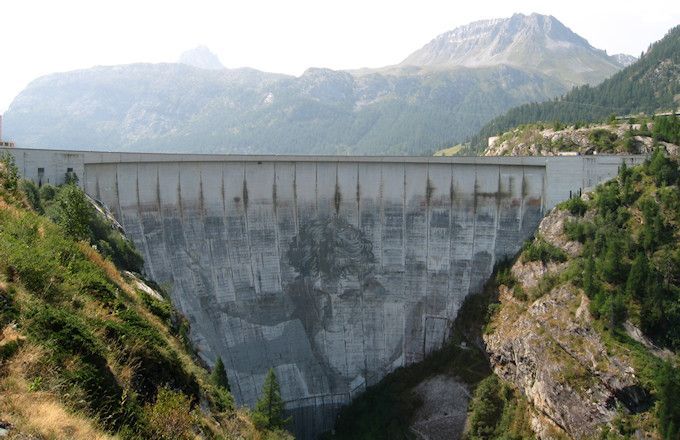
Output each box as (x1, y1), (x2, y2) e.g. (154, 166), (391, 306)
(2, 147), (645, 438)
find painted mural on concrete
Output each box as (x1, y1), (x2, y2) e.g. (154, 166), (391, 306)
(78, 160), (550, 437)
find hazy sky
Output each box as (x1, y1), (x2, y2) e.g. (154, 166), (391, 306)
(2, 0), (679, 113)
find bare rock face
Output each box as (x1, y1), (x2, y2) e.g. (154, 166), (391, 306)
(484, 208), (648, 439)
(485, 286), (642, 438)
(537, 208), (582, 257)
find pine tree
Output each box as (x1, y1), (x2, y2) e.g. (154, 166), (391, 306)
(583, 246), (597, 298)
(657, 362), (680, 440)
(625, 252), (647, 299)
(601, 236), (626, 284)
(253, 368), (290, 430)
(210, 357), (230, 392)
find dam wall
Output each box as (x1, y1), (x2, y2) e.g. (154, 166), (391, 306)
(1, 147), (646, 438)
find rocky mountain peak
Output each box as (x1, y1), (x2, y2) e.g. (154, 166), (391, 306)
(400, 13), (620, 85)
(611, 53), (638, 67)
(178, 45), (225, 70)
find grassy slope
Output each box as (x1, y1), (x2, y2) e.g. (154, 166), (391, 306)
(0, 162), (291, 439)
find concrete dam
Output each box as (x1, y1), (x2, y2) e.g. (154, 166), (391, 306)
(2, 147), (645, 438)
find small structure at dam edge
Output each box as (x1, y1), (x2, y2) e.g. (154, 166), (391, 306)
(1, 147), (646, 438)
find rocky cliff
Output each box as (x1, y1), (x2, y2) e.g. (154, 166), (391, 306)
(484, 208), (651, 439)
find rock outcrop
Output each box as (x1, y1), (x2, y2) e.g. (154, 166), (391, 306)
(484, 122), (679, 158)
(484, 209), (649, 439)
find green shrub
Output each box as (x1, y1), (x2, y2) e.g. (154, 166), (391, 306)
(521, 239), (568, 265)
(495, 267), (516, 288)
(563, 219), (595, 243)
(652, 114), (680, 145)
(559, 197), (588, 216)
(466, 375), (534, 440)
(143, 387), (195, 440)
(647, 148), (679, 187)
(20, 180), (43, 213)
(0, 152), (19, 193)
(50, 184), (93, 241)
(512, 284), (527, 301)
(588, 129), (618, 151)
(38, 184), (57, 202)
(141, 294), (173, 322)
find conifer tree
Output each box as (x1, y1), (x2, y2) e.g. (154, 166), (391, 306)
(626, 252), (647, 299)
(210, 357), (230, 392)
(253, 368), (290, 430)
(582, 246), (597, 298)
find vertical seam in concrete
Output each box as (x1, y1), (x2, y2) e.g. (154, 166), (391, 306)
(401, 162), (407, 361)
(155, 165), (169, 294)
(135, 164), (153, 280)
(200, 165), (218, 303)
(467, 166), (478, 298)
(95, 173), (101, 201)
(379, 163), (384, 273)
(314, 162), (318, 215)
(114, 163), (122, 224)
(272, 163), (283, 295)
(242, 164), (257, 296)
(357, 163), (368, 386)
(293, 162), (299, 235)
(220, 163), (244, 403)
(542, 158), (548, 214)
(491, 167), (501, 270)
(446, 163), (454, 326)
(423, 163), (431, 357)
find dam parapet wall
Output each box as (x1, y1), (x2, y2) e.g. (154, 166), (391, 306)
(1, 147), (646, 438)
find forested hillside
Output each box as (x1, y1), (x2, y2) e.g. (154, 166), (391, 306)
(478, 150), (680, 439)
(0, 155), (292, 439)
(470, 25), (680, 150)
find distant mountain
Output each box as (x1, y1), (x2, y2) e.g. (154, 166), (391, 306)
(4, 14), (628, 155)
(611, 53), (637, 67)
(179, 46), (224, 70)
(469, 24), (680, 150)
(401, 13), (623, 85)
(4, 63), (566, 154)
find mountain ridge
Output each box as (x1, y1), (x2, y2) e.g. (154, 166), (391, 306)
(400, 13), (623, 85)
(4, 13), (630, 155)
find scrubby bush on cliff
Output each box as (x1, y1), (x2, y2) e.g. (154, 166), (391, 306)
(520, 238), (568, 265)
(143, 387), (196, 440)
(466, 375), (533, 440)
(558, 195), (588, 216)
